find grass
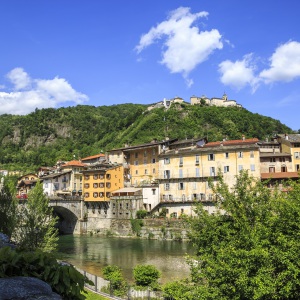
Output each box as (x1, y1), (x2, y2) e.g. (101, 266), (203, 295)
(82, 289), (110, 300)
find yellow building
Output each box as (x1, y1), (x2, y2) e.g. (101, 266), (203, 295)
(109, 139), (177, 187)
(82, 163), (124, 201)
(60, 160), (86, 196)
(277, 134), (300, 172)
(158, 138), (260, 216)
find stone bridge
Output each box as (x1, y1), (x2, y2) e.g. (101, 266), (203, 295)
(48, 197), (88, 234)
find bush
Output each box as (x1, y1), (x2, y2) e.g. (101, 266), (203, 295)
(133, 265), (161, 290)
(136, 210), (148, 219)
(159, 208), (167, 217)
(102, 265), (127, 296)
(130, 219), (144, 236)
(0, 247), (92, 300)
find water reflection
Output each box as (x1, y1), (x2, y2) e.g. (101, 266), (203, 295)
(57, 235), (194, 283)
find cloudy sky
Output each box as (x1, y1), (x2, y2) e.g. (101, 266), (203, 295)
(0, 0), (300, 130)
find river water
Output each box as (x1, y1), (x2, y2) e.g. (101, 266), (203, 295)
(57, 235), (195, 284)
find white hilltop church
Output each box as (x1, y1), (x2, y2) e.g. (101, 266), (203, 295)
(147, 93), (242, 111)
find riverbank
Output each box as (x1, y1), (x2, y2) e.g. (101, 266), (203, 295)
(88, 218), (190, 242)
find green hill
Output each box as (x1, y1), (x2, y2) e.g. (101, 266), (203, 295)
(0, 102), (292, 172)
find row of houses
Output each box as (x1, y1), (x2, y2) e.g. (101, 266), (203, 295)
(14, 133), (300, 218)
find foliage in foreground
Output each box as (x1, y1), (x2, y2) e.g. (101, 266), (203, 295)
(13, 181), (59, 252)
(170, 171), (300, 300)
(0, 246), (93, 300)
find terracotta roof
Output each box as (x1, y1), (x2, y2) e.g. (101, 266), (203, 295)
(81, 154), (105, 161)
(204, 138), (259, 148)
(61, 160), (86, 167)
(261, 172), (299, 179)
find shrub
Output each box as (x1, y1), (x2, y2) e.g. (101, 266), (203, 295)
(136, 210), (148, 219)
(133, 265), (161, 289)
(130, 219), (144, 236)
(0, 247), (92, 300)
(102, 265), (127, 296)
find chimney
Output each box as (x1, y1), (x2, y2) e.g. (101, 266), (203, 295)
(242, 134), (245, 141)
(285, 133), (289, 140)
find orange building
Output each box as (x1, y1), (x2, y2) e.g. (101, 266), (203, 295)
(82, 163), (124, 201)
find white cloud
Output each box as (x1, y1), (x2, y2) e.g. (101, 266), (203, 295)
(135, 7), (223, 86)
(259, 41), (300, 83)
(0, 68), (88, 115)
(6, 67), (31, 90)
(218, 54), (259, 92)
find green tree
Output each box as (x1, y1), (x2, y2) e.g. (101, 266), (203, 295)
(133, 265), (161, 289)
(0, 176), (18, 239)
(184, 171), (300, 300)
(15, 181), (58, 252)
(102, 265), (127, 296)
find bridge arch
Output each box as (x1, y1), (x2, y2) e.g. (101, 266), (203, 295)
(49, 199), (87, 234)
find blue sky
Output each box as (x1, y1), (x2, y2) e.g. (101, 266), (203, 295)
(0, 0), (300, 130)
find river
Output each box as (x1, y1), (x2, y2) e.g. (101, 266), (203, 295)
(57, 235), (195, 284)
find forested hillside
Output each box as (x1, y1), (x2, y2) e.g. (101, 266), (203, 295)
(0, 102), (292, 172)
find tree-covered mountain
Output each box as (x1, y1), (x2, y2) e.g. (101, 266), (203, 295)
(0, 102), (293, 172)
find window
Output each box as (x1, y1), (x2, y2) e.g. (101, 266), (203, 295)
(295, 152), (300, 159)
(106, 192), (111, 198)
(281, 166), (287, 172)
(99, 174), (104, 179)
(93, 183), (98, 188)
(179, 169), (183, 178)
(294, 143), (300, 147)
(93, 174), (98, 180)
(210, 167), (215, 176)
(106, 182), (111, 188)
(178, 182), (184, 190)
(84, 175), (90, 180)
(45, 183), (48, 188)
(179, 156), (183, 166)
(208, 153), (215, 161)
(152, 158), (156, 163)
(193, 182), (197, 190)
(238, 165), (243, 171)
(152, 189), (156, 195)
(195, 155), (200, 165)
(93, 192), (98, 198)
(238, 152), (243, 158)
(225, 152), (229, 159)
(152, 168), (156, 174)
(279, 157), (286, 162)
(152, 148), (156, 155)
(224, 166), (229, 173)
(80, 176), (82, 182)
(135, 170), (138, 175)
(99, 183), (104, 188)
(269, 167), (275, 173)
(196, 168), (200, 177)
(164, 157), (170, 164)
(145, 169), (148, 175)
(250, 164), (255, 171)
(164, 170), (170, 179)
(135, 153), (138, 158)
(134, 160), (138, 166)
(99, 192), (104, 198)
(106, 174), (111, 179)
(84, 192), (89, 198)
(296, 164), (300, 171)
(165, 183), (170, 190)
(270, 158), (276, 162)
(250, 151), (254, 158)
(143, 159), (147, 165)
(168, 195), (173, 201)
(182, 194), (186, 201)
(112, 203), (116, 208)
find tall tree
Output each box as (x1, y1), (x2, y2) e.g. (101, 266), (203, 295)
(0, 176), (18, 239)
(167, 171), (300, 300)
(15, 181), (58, 252)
